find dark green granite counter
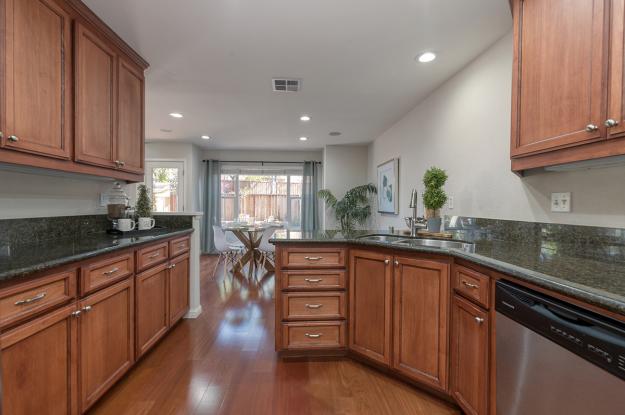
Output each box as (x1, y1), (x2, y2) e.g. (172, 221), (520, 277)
(271, 223), (625, 317)
(0, 228), (193, 283)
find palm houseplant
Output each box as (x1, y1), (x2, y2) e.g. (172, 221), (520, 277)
(318, 184), (377, 233)
(422, 167), (448, 232)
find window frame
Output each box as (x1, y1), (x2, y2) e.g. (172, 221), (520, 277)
(145, 159), (185, 213)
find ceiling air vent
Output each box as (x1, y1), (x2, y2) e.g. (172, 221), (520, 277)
(272, 78), (301, 92)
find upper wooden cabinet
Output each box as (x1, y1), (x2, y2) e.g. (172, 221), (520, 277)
(510, 0), (625, 172)
(1, 0), (73, 159)
(0, 0), (148, 181)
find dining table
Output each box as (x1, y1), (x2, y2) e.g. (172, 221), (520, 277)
(222, 223), (282, 274)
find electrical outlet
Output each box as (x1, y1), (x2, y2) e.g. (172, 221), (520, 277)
(100, 193), (108, 207)
(551, 192), (571, 212)
(448, 196), (454, 209)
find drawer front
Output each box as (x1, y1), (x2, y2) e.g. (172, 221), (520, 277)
(137, 242), (169, 272)
(82, 253), (134, 296)
(0, 270), (77, 329)
(281, 247), (346, 269)
(453, 265), (490, 308)
(169, 236), (190, 258)
(281, 270), (346, 291)
(282, 292), (346, 321)
(282, 321), (346, 350)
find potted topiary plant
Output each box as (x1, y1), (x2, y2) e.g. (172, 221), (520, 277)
(422, 167), (448, 232)
(318, 184), (377, 234)
(136, 184), (155, 230)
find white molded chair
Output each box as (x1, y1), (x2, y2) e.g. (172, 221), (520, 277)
(256, 227), (277, 270)
(213, 225), (243, 271)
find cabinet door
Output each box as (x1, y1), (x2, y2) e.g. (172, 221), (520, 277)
(348, 249), (392, 366)
(74, 23), (117, 168)
(136, 263), (169, 358)
(168, 254), (190, 325)
(608, 0), (625, 139)
(450, 295), (489, 415)
(116, 58), (144, 174)
(2, 0), (72, 158)
(392, 256), (450, 391)
(511, 0), (608, 156)
(78, 279), (134, 412)
(1, 304), (78, 415)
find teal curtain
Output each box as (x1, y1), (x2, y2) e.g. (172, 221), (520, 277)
(202, 160), (221, 253)
(301, 161), (321, 232)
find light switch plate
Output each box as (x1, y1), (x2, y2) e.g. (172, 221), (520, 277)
(100, 193), (108, 207)
(448, 196), (454, 209)
(551, 192), (571, 212)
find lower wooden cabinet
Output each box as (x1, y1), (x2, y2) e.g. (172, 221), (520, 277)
(168, 253), (190, 326)
(1, 304), (79, 415)
(450, 294), (490, 415)
(135, 263), (169, 358)
(78, 279), (134, 412)
(348, 249), (393, 366)
(393, 256), (450, 392)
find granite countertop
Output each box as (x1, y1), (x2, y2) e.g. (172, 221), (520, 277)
(0, 227), (193, 283)
(271, 228), (625, 317)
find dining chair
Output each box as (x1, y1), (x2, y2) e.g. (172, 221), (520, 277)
(213, 225), (244, 272)
(256, 226), (278, 271)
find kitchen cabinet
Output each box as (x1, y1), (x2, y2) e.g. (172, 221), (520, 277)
(450, 295), (489, 415)
(78, 279), (134, 412)
(1, 0), (73, 159)
(348, 249), (392, 366)
(392, 256), (450, 391)
(168, 253), (190, 325)
(135, 263), (169, 358)
(1, 304), (79, 415)
(608, 0), (625, 140)
(116, 58), (144, 174)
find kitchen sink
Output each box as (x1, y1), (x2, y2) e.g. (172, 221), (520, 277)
(357, 235), (407, 243)
(357, 234), (475, 253)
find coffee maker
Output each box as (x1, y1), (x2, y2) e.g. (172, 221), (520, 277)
(106, 182), (130, 235)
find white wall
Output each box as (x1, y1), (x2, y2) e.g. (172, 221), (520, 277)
(368, 32), (625, 229)
(323, 144), (369, 228)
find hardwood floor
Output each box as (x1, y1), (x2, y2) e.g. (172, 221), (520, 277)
(88, 255), (461, 415)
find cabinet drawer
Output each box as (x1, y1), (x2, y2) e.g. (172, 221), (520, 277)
(169, 236), (190, 258)
(0, 270), (77, 329)
(282, 321), (346, 350)
(280, 247), (346, 269)
(282, 292), (346, 321)
(136, 242), (169, 272)
(281, 270), (346, 291)
(81, 253), (134, 296)
(453, 265), (490, 308)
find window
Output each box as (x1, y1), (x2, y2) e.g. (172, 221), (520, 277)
(145, 161), (184, 212)
(220, 171), (303, 229)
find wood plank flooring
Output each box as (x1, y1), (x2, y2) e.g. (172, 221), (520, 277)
(88, 255), (461, 415)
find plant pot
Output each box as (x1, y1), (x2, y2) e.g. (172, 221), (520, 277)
(427, 218), (442, 233)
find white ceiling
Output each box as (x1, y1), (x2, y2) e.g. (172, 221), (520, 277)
(84, 0), (512, 150)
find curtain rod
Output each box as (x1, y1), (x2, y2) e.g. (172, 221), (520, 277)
(202, 160), (321, 164)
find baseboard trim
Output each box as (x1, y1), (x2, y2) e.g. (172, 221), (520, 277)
(184, 305), (203, 319)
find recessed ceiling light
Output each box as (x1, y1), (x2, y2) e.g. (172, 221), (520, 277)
(299, 136), (308, 141)
(417, 52), (436, 63)
(300, 115), (311, 122)
(329, 131), (342, 136)
(201, 135), (210, 140)
(169, 112), (184, 118)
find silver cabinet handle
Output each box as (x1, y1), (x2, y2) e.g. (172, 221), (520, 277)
(167, 263), (177, 269)
(305, 278), (323, 283)
(586, 124), (599, 132)
(148, 253), (161, 259)
(305, 333), (322, 338)
(7, 135), (19, 142)
(103, 267), (119, 276)
(462, 280), (479, 289)
(304, 256), (323, 261)
(114, 160), (121, 167)
(384, 259), (390, 265)
(605, 119), (619, 128)
(71, 310), (82, 317)
(178, 243), (186, 247)
(305, 304), (323, 309)
(82, 305), (92, 312)
(119, 161), (125, 166)
(475, 317), (485, 324)
(394, 260), (399, 266)
(14, 292), (46, 306)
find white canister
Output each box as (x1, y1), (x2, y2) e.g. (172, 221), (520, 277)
(138, 217), (156, 231)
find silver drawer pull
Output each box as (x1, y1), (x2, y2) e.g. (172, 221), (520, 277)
(305, 278), (323, 283)
(475, 317), (485, 324)
(148, 253), (161, 259)
(14, 292), (47, 306)
(305, 333), (322, 338)
(178, 243), (186, 248)
(304, 256), (323, 261)
(103, 267), (119, 276)
(305, 304), (323, 309)
(462, 280), (479, 289)
(82, 305), (92, 312)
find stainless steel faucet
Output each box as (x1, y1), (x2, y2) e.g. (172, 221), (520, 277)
(404, 189), (427, 237)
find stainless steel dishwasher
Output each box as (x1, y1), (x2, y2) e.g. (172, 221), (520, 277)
(496, 281), (625, 415)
